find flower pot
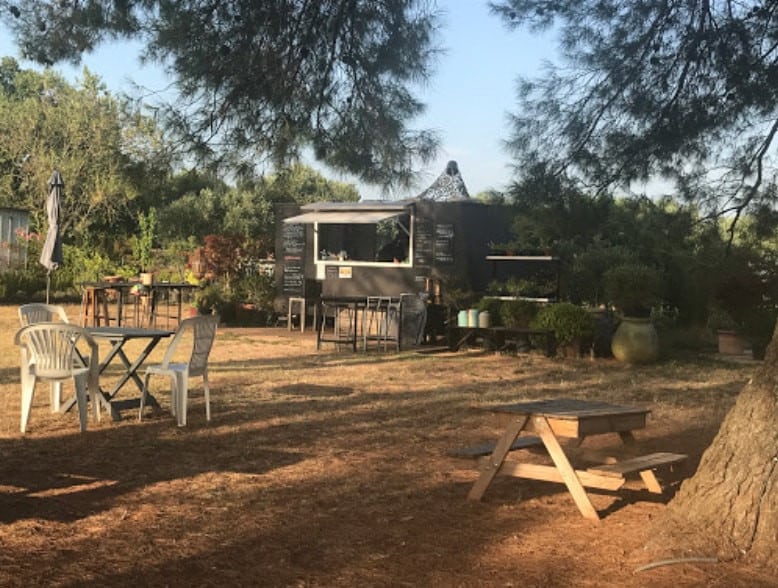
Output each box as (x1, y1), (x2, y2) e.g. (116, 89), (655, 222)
(140, 272), (153, 286)
(717, 330), (746, 355)
(611, 317), (659, 364)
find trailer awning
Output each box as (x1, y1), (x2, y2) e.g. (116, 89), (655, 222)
(283, 210), (404, 224)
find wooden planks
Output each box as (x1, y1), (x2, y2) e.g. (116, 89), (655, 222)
(587, 452), (688, 477)
(449, 435), (543, 458)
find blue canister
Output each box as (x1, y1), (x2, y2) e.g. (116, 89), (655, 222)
(457, 310), (468, 327)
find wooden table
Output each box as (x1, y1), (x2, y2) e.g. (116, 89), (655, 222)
(466, 398), (685, 521)
(69, 327), (174, 420)
(80, 281), (199, 328)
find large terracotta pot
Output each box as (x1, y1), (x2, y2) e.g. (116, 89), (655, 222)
(716, 330), (746, 355)
(611, 317), (659, 364)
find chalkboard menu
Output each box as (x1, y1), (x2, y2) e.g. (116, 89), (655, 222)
(282, 222), (305, 255)
(413, 217), (434, 266)
(281, 220), (306, 295)
(434, 223), (455, 264)
(282, 257), (304, 295)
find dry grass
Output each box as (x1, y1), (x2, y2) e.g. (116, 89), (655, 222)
(0, 304), (773, 587)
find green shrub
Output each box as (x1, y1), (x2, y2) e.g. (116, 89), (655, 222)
(234, 272), (276, 313)
(499, 299), (541, 328)
(194, 283), (227, 315)
(0, 269), (46, 301)
(530, 303), (595, 347)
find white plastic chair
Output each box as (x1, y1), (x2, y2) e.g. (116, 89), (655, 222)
(18, 303), (71, 412)
(139, 315), (218, 426)
(14, 323), (100, 433)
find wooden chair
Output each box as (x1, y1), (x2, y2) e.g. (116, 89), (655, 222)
(139, 315), (218, 426)
(14, 323), (100, 433)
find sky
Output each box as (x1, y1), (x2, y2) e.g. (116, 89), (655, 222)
(0, 2), (556, 200)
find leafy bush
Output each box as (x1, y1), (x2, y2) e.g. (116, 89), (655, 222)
(0, 269), (46, 301)
(234, 272), (276, 313)
(499, 299), (540, 328)
(194, 283), (228, 315)
(530, 303), (595, 347)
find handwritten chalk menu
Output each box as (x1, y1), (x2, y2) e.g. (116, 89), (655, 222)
(282, 258), (304, 295)
(413, 218), (434, 266)
(282, 222), (305, 255)
(281, 221), (306, 295)
(434, 223), (455, 264)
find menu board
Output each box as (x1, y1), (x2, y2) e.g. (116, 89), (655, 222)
(413, 217), (434, 266)
(434, 223), (455, 264)
(281, 222), (305, 255)
(282, 257), (304, 295)
(281, 219), (306, 295)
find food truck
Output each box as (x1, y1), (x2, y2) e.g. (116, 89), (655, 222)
(274, 162), (512, 305)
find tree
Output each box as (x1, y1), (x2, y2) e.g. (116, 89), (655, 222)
(492, 0), (778, 563)
(491, 0), (778, 236)
(0, 58), (170, 251)
(1, 0), (441, 187)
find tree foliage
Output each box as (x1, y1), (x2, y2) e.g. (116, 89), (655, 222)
(0, 57), (170, 250)
(1, 0), (442, 186)
(491, 0), (778, 229)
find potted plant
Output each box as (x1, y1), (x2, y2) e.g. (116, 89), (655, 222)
(706, 306), (746, 355)
(604, 263), (662, 363)
(530, 303), (595, 357)
(132, 208), (157, 285)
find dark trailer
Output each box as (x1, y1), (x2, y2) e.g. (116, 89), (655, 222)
(275, 196), (512, 303)
(276, 161), (509, 307)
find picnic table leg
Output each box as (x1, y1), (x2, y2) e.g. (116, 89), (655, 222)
(533, 416), (601, 522)
(467, 415), (529, 501)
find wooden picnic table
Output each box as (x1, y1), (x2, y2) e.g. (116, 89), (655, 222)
(464, 398), (686, 521)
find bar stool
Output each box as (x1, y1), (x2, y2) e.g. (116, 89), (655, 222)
(287, 297), (316, 333)
(362, 296), (400, 352)
(317, 300), (357, 351)
(80, 286), (111, 327)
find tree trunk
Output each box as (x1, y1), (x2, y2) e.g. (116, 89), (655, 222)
(651, 324), (778, 563)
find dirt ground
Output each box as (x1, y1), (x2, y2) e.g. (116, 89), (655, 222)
(1, 304), (776, 587)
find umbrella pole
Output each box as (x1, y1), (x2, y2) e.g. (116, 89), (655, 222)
(46, 271), (51, 304)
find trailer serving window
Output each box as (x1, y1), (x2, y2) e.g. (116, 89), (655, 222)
(283, 207), (413, 267)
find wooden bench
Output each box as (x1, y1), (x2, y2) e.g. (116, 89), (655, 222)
(449, 435), (543, 458)
(587, 452), (687, 493)
(448, 326), (556, 357)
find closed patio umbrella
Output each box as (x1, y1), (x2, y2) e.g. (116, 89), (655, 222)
(40, 170), (64, 303)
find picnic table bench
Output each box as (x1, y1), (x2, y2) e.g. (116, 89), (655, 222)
(457, 398), (688, 521)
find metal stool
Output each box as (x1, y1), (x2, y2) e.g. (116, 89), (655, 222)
(362, 296), (400, 352)
(317, 300), (357, 351)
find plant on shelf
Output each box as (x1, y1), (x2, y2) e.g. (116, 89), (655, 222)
(132, 207), (157, 283)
